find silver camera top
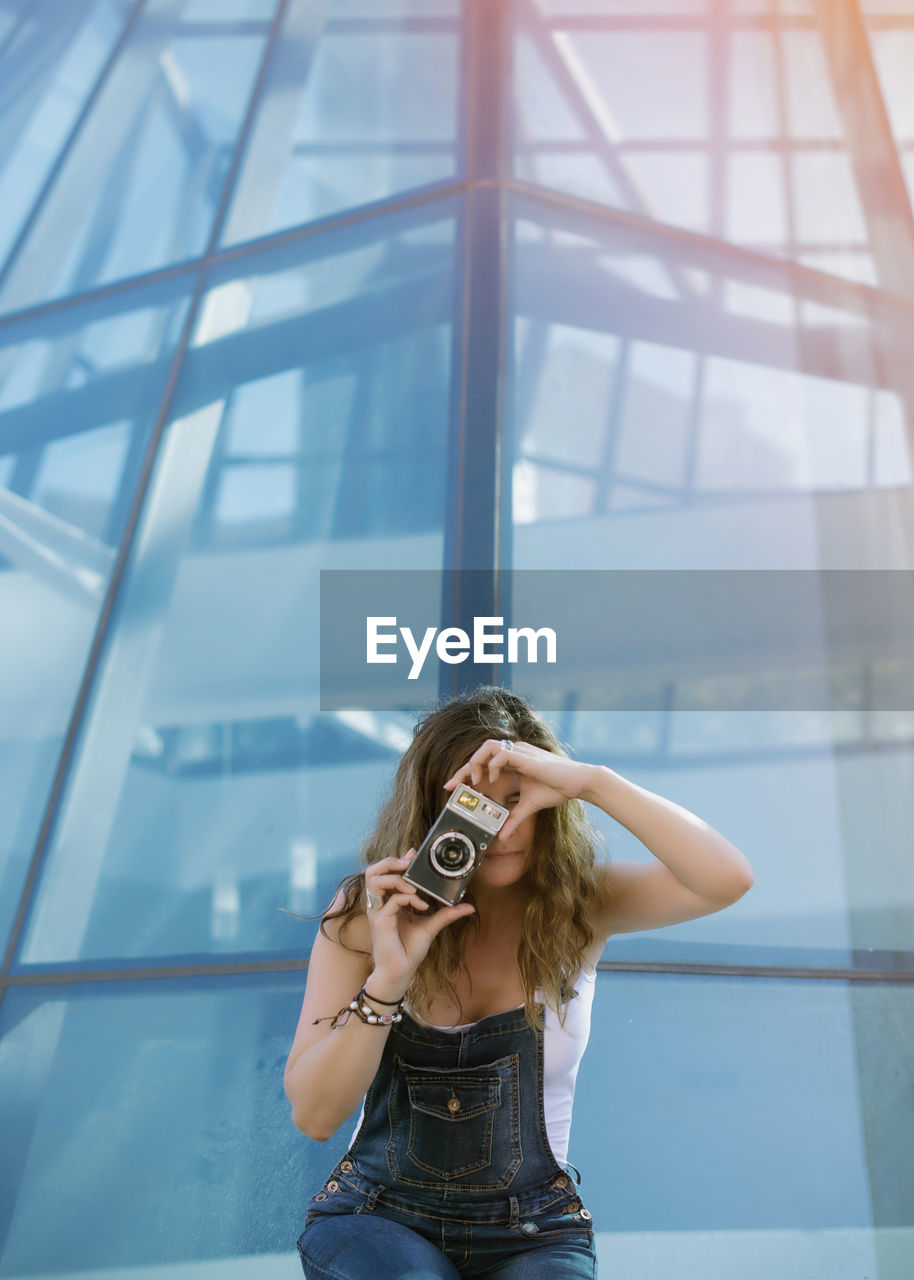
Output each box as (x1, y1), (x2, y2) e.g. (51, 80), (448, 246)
(443, 784), (510, 835)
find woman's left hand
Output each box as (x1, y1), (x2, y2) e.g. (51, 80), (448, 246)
(443, 739), (595, 843)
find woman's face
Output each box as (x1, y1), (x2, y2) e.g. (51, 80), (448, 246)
(469, 761), (537, 888)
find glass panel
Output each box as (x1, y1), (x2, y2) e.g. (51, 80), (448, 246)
(539, 1), (711, 12)
(17, 201), (459, 966)
(507, 200), (914, 567)
(0, 277), (192, 957)
(505, 197), (914, 968)
(0, 2), (32, 47)
(0, 0), (136, 275)
(221, 0), (462, 246)
(544, 706), (914, 971)
(2, 971), (912, 1276)
(574, 972), (914, 1272)
(0, 0), (276, 317)
(0, 974), (336, 1273)
(865, 17), (914, 217)
(336, 0), (459, 14)
(184, 0), (275, 15)
(860, 0), (914, 13)
(510, 0), (887, 286)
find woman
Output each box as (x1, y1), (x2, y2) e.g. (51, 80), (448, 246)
(285, 686), (753, 1279)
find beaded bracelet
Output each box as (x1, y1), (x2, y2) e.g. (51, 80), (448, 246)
(312, 984), (405, 1029)
(351, 986), (404, 1026)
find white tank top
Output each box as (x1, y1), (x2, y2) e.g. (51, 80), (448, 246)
(347, 965), (597, 1168)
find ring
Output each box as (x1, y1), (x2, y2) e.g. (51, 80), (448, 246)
(500, 739), (513, 752)
(366, 890), (384, 911)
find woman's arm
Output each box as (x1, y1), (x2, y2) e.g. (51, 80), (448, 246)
(580, 765), (754, 941)
(283, 905), (397, 1142)
(284, 855), (475, 1141)
(445, 741), (754, 944)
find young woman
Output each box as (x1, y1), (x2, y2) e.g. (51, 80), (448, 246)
(285, 686), (753, 1279)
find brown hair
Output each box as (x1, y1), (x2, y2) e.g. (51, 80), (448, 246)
(321, 685), (612, 1029)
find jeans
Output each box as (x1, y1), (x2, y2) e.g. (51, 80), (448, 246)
(296, 1172), (597, 1279)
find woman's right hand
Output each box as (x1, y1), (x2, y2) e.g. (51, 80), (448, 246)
(363, 853), (475, 997)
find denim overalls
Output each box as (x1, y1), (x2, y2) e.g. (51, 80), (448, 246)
(296, 1003), (597, 1279)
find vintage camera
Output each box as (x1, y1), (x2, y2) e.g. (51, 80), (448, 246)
(403, 784), (510, 908)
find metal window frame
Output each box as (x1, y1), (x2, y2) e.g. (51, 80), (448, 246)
(1, 0), (913, 1008)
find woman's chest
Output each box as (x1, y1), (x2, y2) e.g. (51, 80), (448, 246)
(418, 940), (526, 1026)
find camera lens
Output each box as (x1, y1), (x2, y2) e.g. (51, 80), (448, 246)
(436, 841), (468, 870)
(429, 831), (475, 878)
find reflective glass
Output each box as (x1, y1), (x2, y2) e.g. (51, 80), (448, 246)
(510, 0), (885, 285)
(0, 0), (135, 274)
(0, 278), (192, 957)
(0, 0), (276, 317)
(0, 2), (31, 46)
(2, 970), (912, 1277)
(0, 5), (910, 1279)
(185, 0), (275, 15)
(507, 203), (914, 564)
(733, 0), (813, 10)
(222, 0), (461, 246)
(332, 0), (459, 16)
(577, 972), (914, 1274)
(539, 1), (711, 11)
(17, 201), (459, 966)
(864, 13), (914, 218)
(506, 199), (914, 967)
(544, 706), (914, 970)
(0, 974), (327, 1273)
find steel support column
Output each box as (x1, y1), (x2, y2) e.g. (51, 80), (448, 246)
(440, 0), (511, 699)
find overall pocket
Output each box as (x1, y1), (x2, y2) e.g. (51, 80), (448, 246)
(387, 1054), (522, 1190)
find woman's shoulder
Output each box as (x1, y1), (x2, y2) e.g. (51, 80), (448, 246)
(320, 882), (372, 952)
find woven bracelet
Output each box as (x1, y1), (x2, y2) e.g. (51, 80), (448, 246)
(351, 986), (404, 1026)
(312, 985), (404, 1029)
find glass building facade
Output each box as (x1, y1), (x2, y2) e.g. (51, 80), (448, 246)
(1, 0), (913, 1275)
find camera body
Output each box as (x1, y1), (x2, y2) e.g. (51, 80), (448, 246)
(403, 784), (510, 908)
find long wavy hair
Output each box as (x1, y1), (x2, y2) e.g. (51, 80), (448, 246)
(320, 686), (613, 1030)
